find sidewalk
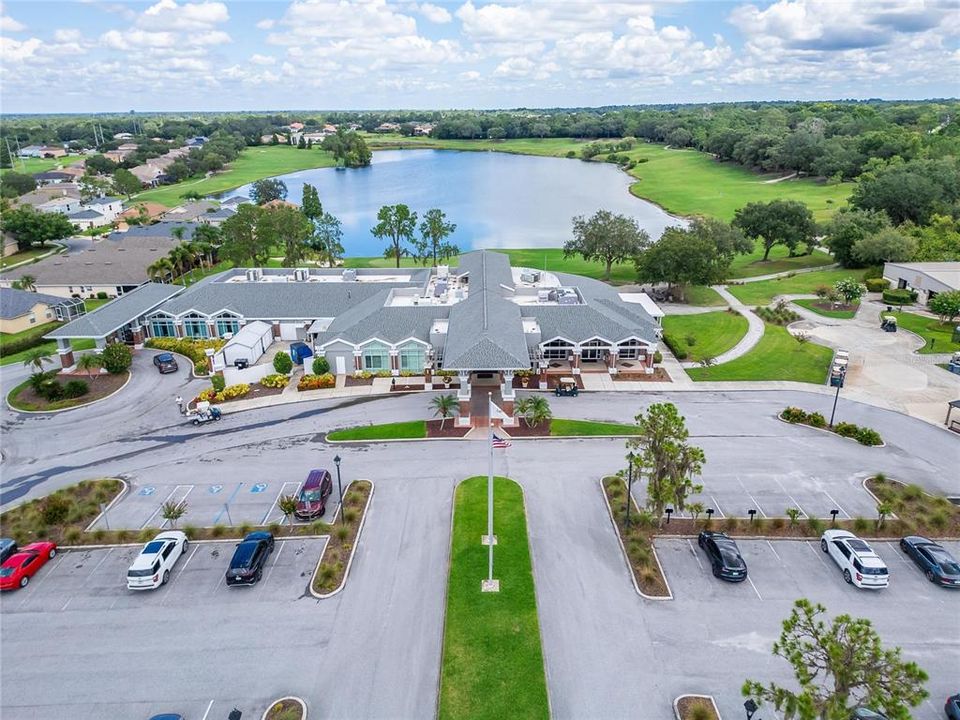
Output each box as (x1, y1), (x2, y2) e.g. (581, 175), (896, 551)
(676, 285), (765, 368)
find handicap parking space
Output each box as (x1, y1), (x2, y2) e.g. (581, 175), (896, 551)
(0, 538), (327, 614)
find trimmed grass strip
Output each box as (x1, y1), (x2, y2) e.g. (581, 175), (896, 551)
(792, 298), (859, 319)
(439, 476), (548, 720)
(327, 420), (426, 441)
(892, 311), (960, 354)
(686, 322), (833, 383)
(726, 268), (857, 306)
(662, 310), (749, 363)
(549, 419), (640, 436)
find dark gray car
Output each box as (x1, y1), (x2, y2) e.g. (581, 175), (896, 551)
(0, 539), (16, 564)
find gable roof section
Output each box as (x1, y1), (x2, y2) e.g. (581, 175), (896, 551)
(443, 288), (529, 370)
(45, 283), (183, 339)
(0, 288), (69, 319)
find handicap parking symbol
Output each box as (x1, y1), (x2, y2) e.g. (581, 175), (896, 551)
(251, 483), (267, 494)
(138, 486), (156, 496)
(209, 484), (223, 495)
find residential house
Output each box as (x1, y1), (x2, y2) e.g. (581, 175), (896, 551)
(413, 123), (435, 136)
(130, 164), (162, 187)
(323, 124), (337, 133)
(103, 149), (133, 163)
(200, 207), (236, 227)
(374, 122), (401, 133)
(37, 196), (82, 216)
(0, 287), (85, 334)
(3, 234), (19, 258)
(221, 196), (251, 209)
(78, 197), (123, 224)
(186, 136), (208, 147)
(39, 146), (67, 158)
(288, 122), (305, 131)
(113, 132), (135, 140)
(68, 209), (110, 231)
(119, 202), (168, 224)
(19, 145), (43, 158)
(15, 185), (81, 210)
(33, 171), (75, 186)
(162, 200), (219, 222)
(117, 143), (139, 153)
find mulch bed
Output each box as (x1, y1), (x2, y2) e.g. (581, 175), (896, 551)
(264, 699), (304, 720)
(613, 368), (671, 382)
(431, 380), (461, 390)
(390, 382), (425, 392)
(809, 301), (858, 313)
(676, 696), (719, 720)
(0, 478), (123, 546)
(511, 376), (538, 389)
(504, 420), (550, 437)
(426, 419), (471, 438)
(12, 371), (129, 411)
(344, 375), (374, 387)
(312, 480), (372, 595)
(602, 477), (672, 598)
(193, 382), (285, 406)
(543, 374), (585, 389)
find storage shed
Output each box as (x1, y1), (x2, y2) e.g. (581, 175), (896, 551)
(221, 320), (274, 367)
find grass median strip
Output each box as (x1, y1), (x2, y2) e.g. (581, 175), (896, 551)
(725, 268), (855, 305)
(439, 476), (549, 720)
(602, 477), (670, 597)
(327, 420), (427, 441)
(549, 419), (640, 436)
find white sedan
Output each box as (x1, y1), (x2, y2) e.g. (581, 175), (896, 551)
(820, 529), (889, 589)
(126, 531), (188, 590)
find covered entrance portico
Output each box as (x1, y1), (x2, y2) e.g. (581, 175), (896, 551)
(457, 370), (518, 429)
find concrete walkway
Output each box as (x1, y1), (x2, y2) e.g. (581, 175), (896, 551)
(734, 262), (839, 284)
(677, 285), (765, 369)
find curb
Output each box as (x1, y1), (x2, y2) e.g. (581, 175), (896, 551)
(142, 347), (212, 379)
(433, 475), (458, 720)
(60, 534), (333, 551)
(673, 694), (722, 720)
(309, 479), (374, 599)
(261, 696), (307, 720)
(1, 242), (66, 271)
(599, 477), (673, 601)
(84, 477), (130, 532)
(5, 369), (132, 415)
(776, 413), (886, 448)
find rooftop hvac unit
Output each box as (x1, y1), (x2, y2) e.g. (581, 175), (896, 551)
(537, 289), (552, 303)
(437, 265), (449, 278)
(434, 280), (447, 297)
(245, 268), (262, 282)
(558, 289), (578, 305)
(341, 269), (357, 282)
(520, 271), (541, 284)
(453, 289), (465, 300)
(293, 268), (309, 282)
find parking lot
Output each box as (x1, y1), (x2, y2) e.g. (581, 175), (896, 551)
(651, 538), (960, 720)
(93, 480), (342, 530)
(1, 537), (326, 615)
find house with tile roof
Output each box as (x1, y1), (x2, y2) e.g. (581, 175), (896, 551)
(46, 251), (662, 425)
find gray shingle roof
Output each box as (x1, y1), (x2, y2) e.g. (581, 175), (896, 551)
(316, 290), (446, 346)
(443, 287), (530, 370)
(0, 288), (69, 319)
(69, 210), (105, 220)
(108, 222), (199, 241)
(45, 283), (184, 339)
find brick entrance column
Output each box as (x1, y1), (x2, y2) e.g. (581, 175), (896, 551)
(56, 338), (75, 372)
(389, 350), (400, 376)
(538, 360), (548, 390)
(272, 321), (281, 339)
(456, 371), (471, 426)
(353, 351), (362, 374)
(571, 349), (582, 375)
(131, 325), (144, 348)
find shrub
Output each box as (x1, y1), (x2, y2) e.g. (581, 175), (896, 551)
(40, 495), (71, 525)
(902, 484), (924, 501)
(272, 351), (293, 374)
(260, 373), (290, 389)
(690, 704), (712, 720)
(115, 529), (130, 543)
(210, 524), (226, 537)
(565, 150), (576, 158)
(267, 522), (281, 535)
(312, 356), (330, 375)
(653, 350), (663, 364)
(782, 406), (806, 423)
(865, 277), (889, 292)
(853, 516), (870, 533)
(806, 412), (827, 428)
(855, 427), (883, 446)
(662, 334), (688, 360)
(39, 379), (64, 401)
(806, 517), (824, 535)
(182, 525), (198, 540)
(100, 342), (132, 374)
(219, 383), (250, 401)
(63, 379), (89, 398)
(882, 288), (916, 305)
(335, 526), (349, 542)
(96, 291), (108, 299)
(64, 527), (82, 543)
(833, 422), (859, 438)
(770, 517), (785, 530)
(211, 375), (226, 392)
(928, 510), (949, 531)
(298, 373), (336, 391)
(138, 527), (156, 543)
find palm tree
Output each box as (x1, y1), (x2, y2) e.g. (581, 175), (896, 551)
(75, 352), (102, 382)
(430, 393), (458, 430)
(147, 257), (174, 282)
(521, 395), (552, 428)
(278, 494), (298, 533)
(13, 275), (36, 291)
(168, 244), (192, 286)
(876, 501), (893, 530)
(22, 348), (53, 373)
(161, 500), (188, 529)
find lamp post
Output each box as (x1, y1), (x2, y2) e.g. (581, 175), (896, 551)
(664, 507), (673, 525)
(828, 366), (845, 427)
(748, 508), (757, 524)
(744, 698), (758, 720)
(333, 454), (344, 525)
(625, 451), (635, 528)
(830, 508), (839, 527)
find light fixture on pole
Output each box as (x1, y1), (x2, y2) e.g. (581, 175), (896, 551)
(748, 508), (757, 524)
(664, 507), (673, 525)
(830, 508), (839, 527)
(625, 451), (635, 528)
(744, 699), (759, 720)
(333, 454), (344, 525)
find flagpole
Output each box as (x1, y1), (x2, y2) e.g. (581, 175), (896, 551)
(487, 396), (494, 585)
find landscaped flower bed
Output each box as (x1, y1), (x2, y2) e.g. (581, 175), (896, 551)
(145, 337), (225, 375)
(781, 406), (883, 446)
(612, 368), (671, 381)
(675, 695), (720, 720)
(263, 698), (306, 720)
(298, 372), (336, 390)
(0, 479), (124, 546)
(196, 382), (251, 403)
(7, 370), (129, 412)
(311, 480), (372, 595)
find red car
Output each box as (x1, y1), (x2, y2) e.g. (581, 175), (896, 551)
(294, 469), (334, 520)
(0, 542), (57, 590)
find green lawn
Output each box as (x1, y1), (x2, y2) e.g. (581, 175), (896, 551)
(367, 133), (584, 158)
(624, 145), (851, 222)
(682, 285), (726, 306)
(893, 311), (960, 354)
(439, 476), (548, 720)
(1, 338), (95, 367)
(327, 420), (426, 441)
(662, 311), (750, 362)
(0, 320), (61, 346)
(726, 268), (860, 306)
(83, 298), (111, 312)
(0, 156), (73, 177)
(133, 146), (338, 207)
(727, 242), (835, 279)
(792, 298), (859, 319)
(549, 419), (640, 436)
(0, 246), (61, 270)
(686, 323), (833, 383)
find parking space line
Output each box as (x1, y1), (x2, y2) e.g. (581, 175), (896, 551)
(141, 484), (194, 530)
(746, 575), (763, 600)
(259, 539), (287, 593)
(766, 540), (784, 565)
(737, 477), (767, 518)
(708, 496), (725, 518)
(61, 548), (116, 611)
(161, 544), (200, 607)
(686, 539), (704, 571)
(212, 482), (244, 525)
(261, 481), (301, 526)
(201, 699), (215, 720)
(885, 542), (911, 566)
(16, 553), (69, 609)
(807, 540), (829, 567)
(820, 489), (851, 519)
(773, 478), (808, 519)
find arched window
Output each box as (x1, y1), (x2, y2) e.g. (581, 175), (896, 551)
(579, 338), (609, 362)
(214, 312), (241, 336)
(541, 338), (574, 360)
(398, 341), (426, 372)
(618, 339), (647, 360)
(361, 341), (389, 371)
(182, 313), (209, 338)
(149, 314), (176, 338)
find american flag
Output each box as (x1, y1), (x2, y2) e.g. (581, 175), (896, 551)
(492, 434), (512, 449)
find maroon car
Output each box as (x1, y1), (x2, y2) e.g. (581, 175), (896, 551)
(295, 469), (333, 520)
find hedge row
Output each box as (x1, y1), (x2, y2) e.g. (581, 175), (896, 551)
(662, 333), (688, 360)
(0, 323), (61, 358)
(882, 288), (917, 305)
(864, 278), (890, 293)
(144, 337), (224, 373)
(782, 406), (883, 446)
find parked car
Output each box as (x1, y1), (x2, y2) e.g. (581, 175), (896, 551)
(0, 538), (17, 564)
(850, 709), (887, 719)
(225, 531), (274, 586)
(153, 353), (179, 374)
(821, 530), (889, 588)
(295, 469), (334, 520)
(900, 536), (960, 587)
(697, 531), (748, 582)
(946, 693), (960, 720)
(0, 541), (57, 590)
(148, 715), (185, 720)
(127, 531), (188, 590)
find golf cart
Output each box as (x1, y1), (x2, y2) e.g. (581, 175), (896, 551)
(880, 315), (898, 332)
(189, 401), (222, 425)
(554, 377), (579, 397)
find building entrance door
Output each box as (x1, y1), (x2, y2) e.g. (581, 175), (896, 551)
(335, 356), (346, 374)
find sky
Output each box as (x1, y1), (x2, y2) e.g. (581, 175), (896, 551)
(0, 0), (958, 114)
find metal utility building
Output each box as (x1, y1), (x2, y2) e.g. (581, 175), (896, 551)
(883, 262), (960, 304)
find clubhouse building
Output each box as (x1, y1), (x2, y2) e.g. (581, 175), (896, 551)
(47, 251), (663, 424)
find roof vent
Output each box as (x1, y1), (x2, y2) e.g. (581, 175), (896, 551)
(342, 269), (357, 282)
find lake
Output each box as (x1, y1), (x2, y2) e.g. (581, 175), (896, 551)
(220, 149), (684, 257)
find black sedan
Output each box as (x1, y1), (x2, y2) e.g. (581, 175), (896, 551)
(697, 531), (748, 582)
(900, 536), (960, 587)
(0, 539), (16, 564)
(946, 693), (960, 720)
(153, 353), (179, 374)
(225, 531), (274, 586)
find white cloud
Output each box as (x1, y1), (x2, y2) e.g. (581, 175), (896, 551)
(0, 36), (41, 63)
(256, 18), (275, 29)
(459, 69), (481, 81)
(269, 0), (417, 43)
(139, 0), (229, 31)
(250, 53), (277, 65)
(493, 56), (559, 80)
(418, 3), (451, 24)
(53, 29), (83, 43)
(0, 14), (25, 32)
(456, 1), (655, 43)
(100, 28), (230, 50)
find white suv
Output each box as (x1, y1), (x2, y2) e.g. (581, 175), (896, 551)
(820, 529), (889, 589)
(127, 531), (188, 590)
